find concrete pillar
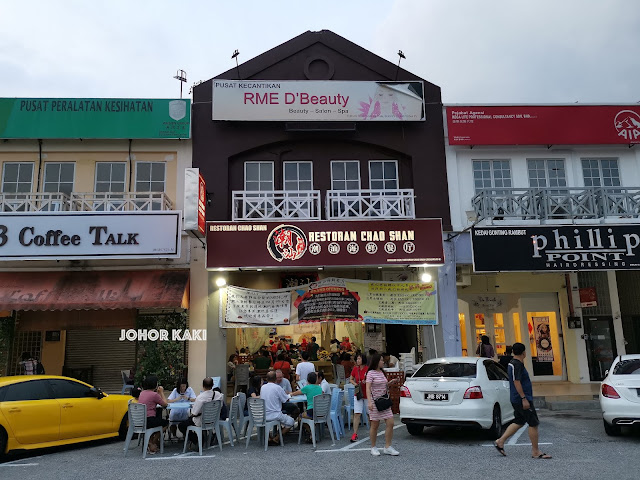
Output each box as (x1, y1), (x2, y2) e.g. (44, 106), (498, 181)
(187, 243), (209, 390)
(206, 273), (229, 392)
(438, 237), (461, 357)
(568, 272), (591, 383)
(607, 270), (627, 356)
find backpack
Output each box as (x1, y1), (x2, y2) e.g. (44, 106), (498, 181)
(35, 361), (45, 375)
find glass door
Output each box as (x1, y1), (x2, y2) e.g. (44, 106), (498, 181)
(584, 316), (618, 381)
(473, 312), (506, 357)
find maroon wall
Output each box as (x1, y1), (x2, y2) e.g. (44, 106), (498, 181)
(193, 30), (451, 230)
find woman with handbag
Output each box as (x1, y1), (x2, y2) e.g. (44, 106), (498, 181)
(348, 352), (368, 442)
(366, 353), (400, 456)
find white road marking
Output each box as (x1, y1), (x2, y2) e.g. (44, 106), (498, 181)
(316, 424), (404, 452)
(482, 442), (552, 447)
(145, 453), (218, 460)
(508, 425), (528, 445)
(316, 447), (373, 453)
(0, 463), (39, 467)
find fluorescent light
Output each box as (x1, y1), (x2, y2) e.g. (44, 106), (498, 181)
(421, 273), (432, 283)
(215, 277), (226, 287)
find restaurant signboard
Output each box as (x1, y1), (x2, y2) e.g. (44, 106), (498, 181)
(206, 219), (444, 269)
(212, 80), (425, 121)
(472, 225), (640, 272)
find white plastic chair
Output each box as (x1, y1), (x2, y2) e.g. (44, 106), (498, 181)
(245, 397), (283, 451)
(123, 402), (164, 458)
(329, 388), (345, 440)
(234, 364), (250, 394)
(343, 384), (368, 430)
(121, 370), (133, 395)
(236, 392), (250, 438)
(218, 395), (238, 446)
(182, 399), (221, 455)
(298, 393), (335, 447)
(335, 364), (346, 387)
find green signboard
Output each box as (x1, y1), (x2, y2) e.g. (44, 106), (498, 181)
(0, 98), (190, 139)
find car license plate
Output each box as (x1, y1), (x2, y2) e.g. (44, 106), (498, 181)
(425, 392), (448, 401)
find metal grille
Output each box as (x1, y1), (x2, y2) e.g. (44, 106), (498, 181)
(578, 271), (612, 316)
(9, 330), (42, 376)
(616, 271), (640, 315)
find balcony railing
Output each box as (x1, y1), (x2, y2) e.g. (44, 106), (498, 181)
(326, 189), (415, 219)
(472, 187), (640, 221)
(232, 190), (321, 221)
(0, 192), (173, 212)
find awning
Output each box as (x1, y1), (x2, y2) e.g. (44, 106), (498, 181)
(0, 270), (189, 311)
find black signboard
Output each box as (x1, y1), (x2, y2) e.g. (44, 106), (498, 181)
(472, 225), (640, 272)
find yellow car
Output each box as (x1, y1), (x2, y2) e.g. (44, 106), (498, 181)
(0, 375), (131, 458)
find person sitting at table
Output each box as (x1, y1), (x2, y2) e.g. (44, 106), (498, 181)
(260, 370), (295, 445)
(178, 377), (223, 450)
(167, 378), (196, 438)
(382, 352), (399, 369)
(276, 369), (300, 420)
(244, 374), (263, 416)
(318, 370), (331, 395)
(295, 351), (315, 388)
(290, 372), (323, 443)
(138, 375), (169, 454)
(227, 354), (237, 382)
(253, 349), (272, 370)
(273, 353), (291, 380)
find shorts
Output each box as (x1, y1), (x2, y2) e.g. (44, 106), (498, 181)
(354, 396), (366, 414)
(147, 416), (169, 428)
(512, 401), (540, 427)
(267, 412), (294, 428)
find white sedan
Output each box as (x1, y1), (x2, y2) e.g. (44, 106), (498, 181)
(400, 357), (514, 439)
(599, 354), (640, 436)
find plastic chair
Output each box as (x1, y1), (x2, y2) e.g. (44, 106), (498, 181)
(343, 384), (368, 430)
(218, 395), (238, 446)
(236, 392), (250, 439)
(123, 402), (164, 458)
(298, 393), (335, 447)
(120, 370), (133, 395)
(234, 364), (250, 394)
(212, 376), (221, 389)
(329, 388), (345, 440)
(182, 399), (221, 455)
(245, 397), (284, 451)
(335, 364), (346, 387)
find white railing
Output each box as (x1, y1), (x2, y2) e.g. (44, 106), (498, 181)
(326, 189), (415, 219)
(0, 192), (173, 212)
(232, 190), (321, 221)
(70, 192), (173, 211)
(0, 193), (71, 212)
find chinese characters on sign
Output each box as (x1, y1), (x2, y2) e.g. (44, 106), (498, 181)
(225, 286), (291, 325)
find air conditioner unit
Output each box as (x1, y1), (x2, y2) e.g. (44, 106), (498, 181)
(456, 265), (472, 286)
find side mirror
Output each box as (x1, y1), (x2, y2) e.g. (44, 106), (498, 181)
(90, 387), (106, 399)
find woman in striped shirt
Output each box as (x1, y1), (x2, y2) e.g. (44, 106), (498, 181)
(366, 353), (400, 456)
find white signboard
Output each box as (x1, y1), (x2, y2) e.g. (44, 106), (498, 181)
(212, 80), (425, 121)
(0, 211), (181, 260)
(225, 285), (292, 326)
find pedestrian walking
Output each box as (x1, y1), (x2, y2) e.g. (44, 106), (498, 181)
(366, 353), (400, 456)
(494, 342), (552, 459)
(476, 335), (495, 358)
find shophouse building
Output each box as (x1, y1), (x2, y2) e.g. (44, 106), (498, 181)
(445, 104), (640, 384)
(0, 98), (192, 392)
(191, 30), (457, 387)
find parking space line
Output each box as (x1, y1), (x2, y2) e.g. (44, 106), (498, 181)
(145, 453), (218, 460)
(0, 463), (39, 467)
(482, 442), (552, 447)
(507, 425), (527, 445)
(316, 447), (372, 453)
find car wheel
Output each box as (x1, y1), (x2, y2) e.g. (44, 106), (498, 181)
(603, 419), (621, 436)
(406, 423), (424, 436)
(118, 414), (129, 440)
(0, 428), (8, 461)
(489, 405), (503, 439)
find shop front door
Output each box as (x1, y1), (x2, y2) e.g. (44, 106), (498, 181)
(584, 316), (618, 382)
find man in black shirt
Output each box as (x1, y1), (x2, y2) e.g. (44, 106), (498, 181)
(494, 342), (552, 459)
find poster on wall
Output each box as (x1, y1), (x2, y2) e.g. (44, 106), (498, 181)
(533, 316), (554, 362)
(219, 277), (438, 327)
(579, 287), (598, 307)
(224, 286), (291, 325)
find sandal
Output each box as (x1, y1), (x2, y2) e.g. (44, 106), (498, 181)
(494, 442), (506, 457)
(533, 453), (552, 459)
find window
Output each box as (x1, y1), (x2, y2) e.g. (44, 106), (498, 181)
(485, 361), (509, 380)
(4, 380), (52, 402)
(2, 162), (34, 193)
(612, 359), (640, 375)
(95, 162), (126, 192)
(135, 162), (165, 192)
(43, 163), (75, 194)
(244, 162), (274, 191)
(331, 161), (360, 191)
(473, 160), (511, 193)
(283, 162), (313, 190)
(582, 158), (620, 187)
(527, 159), (567, 189)
(369, 160), (398, 190)
(48, 379), (93, 399)
(413, 362), (477, 378)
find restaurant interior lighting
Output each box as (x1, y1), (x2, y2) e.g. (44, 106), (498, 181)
(215, 277), (227, 287)
(421, 272), (432, 283)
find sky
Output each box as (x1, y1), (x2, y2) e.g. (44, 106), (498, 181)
(1, 0), (639, 104)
